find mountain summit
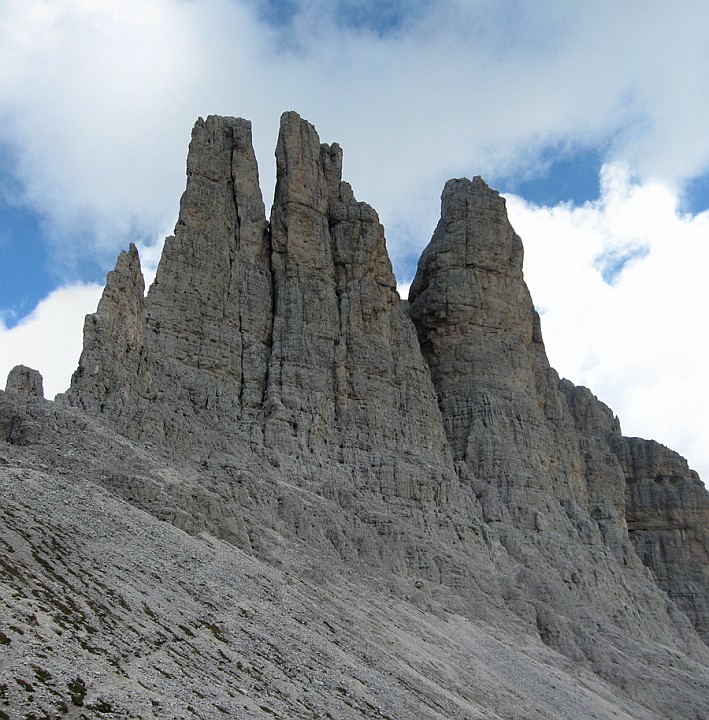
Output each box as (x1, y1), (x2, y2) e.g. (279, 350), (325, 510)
(2, 112), (708, 719)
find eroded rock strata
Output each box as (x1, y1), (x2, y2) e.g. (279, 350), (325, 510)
(2, 112), (708, 720)
(613, 436), (709, 642)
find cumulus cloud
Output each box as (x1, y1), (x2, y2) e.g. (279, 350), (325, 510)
(3, 1), (709, 272)
(0, 283), (103, 399)
(507, 164), (709, 481)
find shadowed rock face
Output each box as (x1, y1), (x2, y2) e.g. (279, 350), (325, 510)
(7, 111), (707, 719)
(612, 436), (709, 642)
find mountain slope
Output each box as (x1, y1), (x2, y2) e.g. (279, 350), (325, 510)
(2, 111), (708, 719)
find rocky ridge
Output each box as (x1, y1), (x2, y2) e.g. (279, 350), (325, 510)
(2, 111), (708, 719)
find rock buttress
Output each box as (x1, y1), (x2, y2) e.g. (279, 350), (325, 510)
(5, 365), (44, 399)
(561, 379), (709, 644)
(559, 381), (628, 549)
(611, 436), (709, 642)
(407, 176), (709, 661)
(408, 177), (588, 525)
(62, 243), (147, 421)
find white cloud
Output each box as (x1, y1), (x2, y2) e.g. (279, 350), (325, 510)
(507, 164), (709, 482)
(0, 0), (277, 274)
(0, 282), (103, 399)
(3, 1), (709, 273)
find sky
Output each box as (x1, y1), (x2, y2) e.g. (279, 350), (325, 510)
(1, 0), (708, 482)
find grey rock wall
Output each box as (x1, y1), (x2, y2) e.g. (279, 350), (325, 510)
(30, 110), (709, 718)
(408, 178), (589, 527)
(264, 112), (453, 501)
(61, 243), (147, 420)
(612, 436), (709, 642)
(145, 115), (272, 425)
(406, 174), (708, 665)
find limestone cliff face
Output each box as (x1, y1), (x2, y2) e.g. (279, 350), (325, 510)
(407, 175), (709, 647)
(558, 370), (709, 642)
(408, 178), (587, 526)
(5, 365), (44, 398)
(559, 380), (628, 549)
(65, 113), (453, 505)
(48, 112), (709, 714)
(144, 115), (272, 428)
(612, 436), (709, 641)
(264, 112), (452, 500)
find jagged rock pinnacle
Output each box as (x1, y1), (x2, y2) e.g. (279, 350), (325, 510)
(145, 115), (272, 418)
(62, 242), (146, 416)
(265, 111), (451, 491)
(409, 176), (585, 508)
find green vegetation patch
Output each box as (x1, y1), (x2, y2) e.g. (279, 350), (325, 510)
(67, 677), (87, 706)
(31, 665), (52, 684)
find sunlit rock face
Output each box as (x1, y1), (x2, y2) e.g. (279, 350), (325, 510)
(409, 178), (587, 516)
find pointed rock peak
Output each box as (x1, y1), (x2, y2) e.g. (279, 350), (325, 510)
(96, 242), (145, 321)
(144, 112), (271, 383)
(263, 111), (453, 481)
(439, 175), (501, 210)
(278, 111), (336, 158)
(443, 174), (495, 199)
(424, 175), (523, 279)
(178, 114), (267, 260)
(5, 365), (44, 399)
(61, 242), (147, 412)
(188, 115), (256, 179)
(110, 241), (144, 290)
(271, 113), (333, 272)
(408, 175), (586, 507)
(275, 111), (343, 208)
(277, 111), (321, 169)
(97, 242), (145, 327)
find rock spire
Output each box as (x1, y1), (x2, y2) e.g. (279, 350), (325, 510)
(63, 112), (454, 502)
(408, 177), (584, 500)
(63, 243), (146, 418)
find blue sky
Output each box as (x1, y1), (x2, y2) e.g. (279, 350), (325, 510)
(2, 0), (709, 482)
(0, 189), (53, 321)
